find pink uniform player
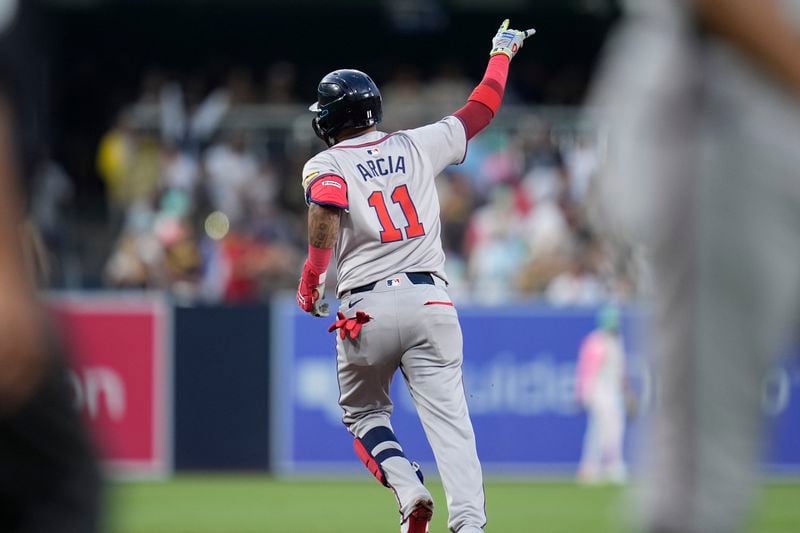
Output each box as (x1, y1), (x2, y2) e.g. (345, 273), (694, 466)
(296, 20), (535, 533)
(575, 306), (627, 484)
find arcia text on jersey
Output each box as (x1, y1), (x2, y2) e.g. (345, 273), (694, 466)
(356, 155), (407, 181)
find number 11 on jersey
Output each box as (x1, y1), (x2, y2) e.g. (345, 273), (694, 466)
(368, 185), (426, 243)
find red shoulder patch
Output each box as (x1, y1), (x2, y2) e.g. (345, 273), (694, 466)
(307, 174), (348, 209)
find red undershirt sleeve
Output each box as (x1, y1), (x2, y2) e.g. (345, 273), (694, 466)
(453, 54), (511, 139)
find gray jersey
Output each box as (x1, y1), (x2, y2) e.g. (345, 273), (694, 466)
(594, 2), (800, 532)
(302, 116), (467, 297)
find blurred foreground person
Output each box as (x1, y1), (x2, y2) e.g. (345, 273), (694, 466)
(576, 305), (627, 485)
(593, 1), (800, 532)
(0, 1), (101, 531)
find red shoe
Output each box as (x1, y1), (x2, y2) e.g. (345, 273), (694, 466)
(405, 499), (433, 533)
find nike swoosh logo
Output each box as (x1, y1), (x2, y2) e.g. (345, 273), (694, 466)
(348, 298), (364, 309)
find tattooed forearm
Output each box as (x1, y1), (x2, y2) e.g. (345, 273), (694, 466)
(308, 204), (341, 248)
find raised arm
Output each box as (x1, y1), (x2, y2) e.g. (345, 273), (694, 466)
(454, 19), (535, 140)
(693, 0), (800, 96)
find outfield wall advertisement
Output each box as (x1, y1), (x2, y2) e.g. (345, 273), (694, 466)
(272, 298), (800, 476)
(49, 293), (172, 479)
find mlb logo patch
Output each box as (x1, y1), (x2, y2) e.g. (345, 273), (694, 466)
(367, 147), (380, 157)
(386, 277), (402, 287)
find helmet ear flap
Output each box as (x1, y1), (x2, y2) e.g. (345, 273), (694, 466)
(311, 116), (323, 139)
(312, 116), (335, 147)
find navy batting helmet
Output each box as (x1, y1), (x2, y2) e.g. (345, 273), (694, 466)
(309, 69), (382, 147)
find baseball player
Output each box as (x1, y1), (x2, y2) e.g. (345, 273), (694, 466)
(296, 19), (534, 533)
(575, 306), (627, 485)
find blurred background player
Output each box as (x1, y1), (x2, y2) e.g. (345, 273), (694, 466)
(593, 0), (800, 531)
(575, 305), (627, 485)
(297, 19), (534, 533)
(0, 1), (101, 531)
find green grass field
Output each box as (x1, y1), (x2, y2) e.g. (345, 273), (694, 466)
(109, 476), (800, 533)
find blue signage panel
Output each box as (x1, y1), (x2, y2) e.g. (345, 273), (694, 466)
(271, 297), (799, 475)
(174, 304), (272, 471)
(763, 354), (800, 472)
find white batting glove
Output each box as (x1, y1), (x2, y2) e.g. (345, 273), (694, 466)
(312, 273), (330, 318)
(490, 19), (536, 61)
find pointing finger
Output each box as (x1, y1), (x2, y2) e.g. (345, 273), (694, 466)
(497, 18), (509, 33)
(524, 28), (536, 39)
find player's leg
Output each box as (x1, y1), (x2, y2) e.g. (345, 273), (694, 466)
(397, 285), (486, 533)
(336, 291), (432, 524)
(577, 406), (602, 484)
(688, 132), (800, 533)
(641, 125), (800, 533)
(595, 394), (626, 484)
(608, 396), (628, 483)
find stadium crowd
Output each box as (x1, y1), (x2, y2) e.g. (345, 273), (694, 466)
(78, 66), (633, 305)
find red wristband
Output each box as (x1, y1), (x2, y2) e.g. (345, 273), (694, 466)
(307, 244), (333, 275)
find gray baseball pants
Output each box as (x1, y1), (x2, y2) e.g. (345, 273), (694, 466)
(335, 273), (486, 533)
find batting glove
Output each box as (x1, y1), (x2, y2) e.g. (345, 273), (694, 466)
(297, 261), (323, 313)
(490, 19), (536, 60)
(328, 310), (372, 340)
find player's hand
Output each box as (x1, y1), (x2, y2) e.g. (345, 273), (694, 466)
(296, 261), (321, 313)
(490, 19), (535, 61)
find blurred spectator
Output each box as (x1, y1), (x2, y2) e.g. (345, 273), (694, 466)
(204, 132), (260, 225)
(264, 61), (298, 104)
(96, 110), (136, 220)
(226, 67), (258, 105)
(381, 65), (425, 130)
(565, 134), (598, 204)
(137, 69), (167, 106)
(519, 118), (569, 209)
(425, 63), (473, 112)
(436, 169), (474, 258)
(466, 186), (528, 304)
(30, 153), (74, 263)
(159, 77), (231, 147)
(97, 113), (161, 238)
(545, 243), (606, 307)
(104, 198), (162, 288)
(161, 142), (199, 193)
